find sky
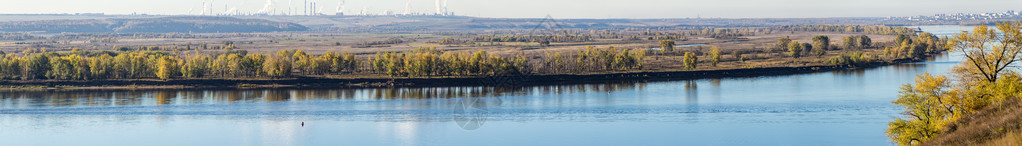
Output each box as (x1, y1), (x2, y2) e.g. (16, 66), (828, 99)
(1, 0), (1021, 18)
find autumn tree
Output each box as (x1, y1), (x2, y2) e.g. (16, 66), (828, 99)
(683, 52), (698, 69)
(263, 53), (292, 78)
(292, 50), (311, 75)
(181, 54), (210, 78)
(156, 56), (180, 80)
(843, 35), (858, 50)
(88, 54), (113, 80)
(225, 54), (245, 77)
(887, 73), (956, 145)
(709, 46), (721, 67)
(660, 40), (675, 52)
(788, 41), (803, 58)
(895, 34), (910, 46)
(857, 35), (872, 49)
(243, 54), (266, 77)
(733, 50), (744, 62)
(67, 54), (90, 80)
(777, 37), (792, 51)
(812, 35), (831, 51)
(0, 54), (21, 79)
(948, 21), (1022, 82)
(21, 53), (50, 80)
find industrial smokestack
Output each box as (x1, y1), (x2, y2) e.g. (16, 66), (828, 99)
(210, 0), (215, 16)
(200, 1), (206, 15)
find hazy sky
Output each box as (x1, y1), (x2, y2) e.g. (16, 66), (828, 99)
(1, 0), (1021, 18)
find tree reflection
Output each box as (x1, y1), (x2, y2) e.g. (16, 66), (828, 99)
(0, 81), (647, 109)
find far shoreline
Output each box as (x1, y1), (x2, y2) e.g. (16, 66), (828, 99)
(0, 57), (926, 91)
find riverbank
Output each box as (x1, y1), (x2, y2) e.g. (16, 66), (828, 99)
(924, 98), (1022, 145)
(0, 57), (923, 91)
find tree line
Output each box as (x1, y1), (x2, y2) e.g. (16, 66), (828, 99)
(0, 32), (46, 41)
(369, 47), (530, 77)
(0, 46), (644, 81)
(472, 35), (593, 43)
(0, 49), (362, 80)
(537, 46), (647, 74)
(352, 38), (405, 48)
(775, 25), (917, 35)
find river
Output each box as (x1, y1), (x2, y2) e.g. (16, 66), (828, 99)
(0, 25), (972, 145)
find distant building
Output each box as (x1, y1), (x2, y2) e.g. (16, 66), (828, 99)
(74, 13), (104, 16)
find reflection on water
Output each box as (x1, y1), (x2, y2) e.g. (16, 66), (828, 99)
(0, 82), (647, 109)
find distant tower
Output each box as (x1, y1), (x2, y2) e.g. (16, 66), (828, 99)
(200, 1), (206, 15)
(209, 0), (215, 16)
(360, 7), (368, 16)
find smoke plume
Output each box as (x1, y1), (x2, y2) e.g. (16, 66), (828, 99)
(257, 0), (275, 14)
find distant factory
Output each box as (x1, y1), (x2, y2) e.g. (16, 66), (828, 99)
(188, 0), (455, 17)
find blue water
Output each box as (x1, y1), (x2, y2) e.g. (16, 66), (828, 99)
(0, 25), (973, 145)
(679, 43), (707, 47)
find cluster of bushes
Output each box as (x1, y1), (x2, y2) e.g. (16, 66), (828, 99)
(842, 35), (874, 50)
(776, 37), (824, 58)
(884, 32), (947, 59)
(824, 51), (878, 66)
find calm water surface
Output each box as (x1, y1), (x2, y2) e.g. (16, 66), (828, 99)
(0, 25), (971, 145)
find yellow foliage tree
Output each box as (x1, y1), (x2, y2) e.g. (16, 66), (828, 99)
(709, 46), (721, 67)
(948, 21), (1022, 83)
(156, 56), (180, 80)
